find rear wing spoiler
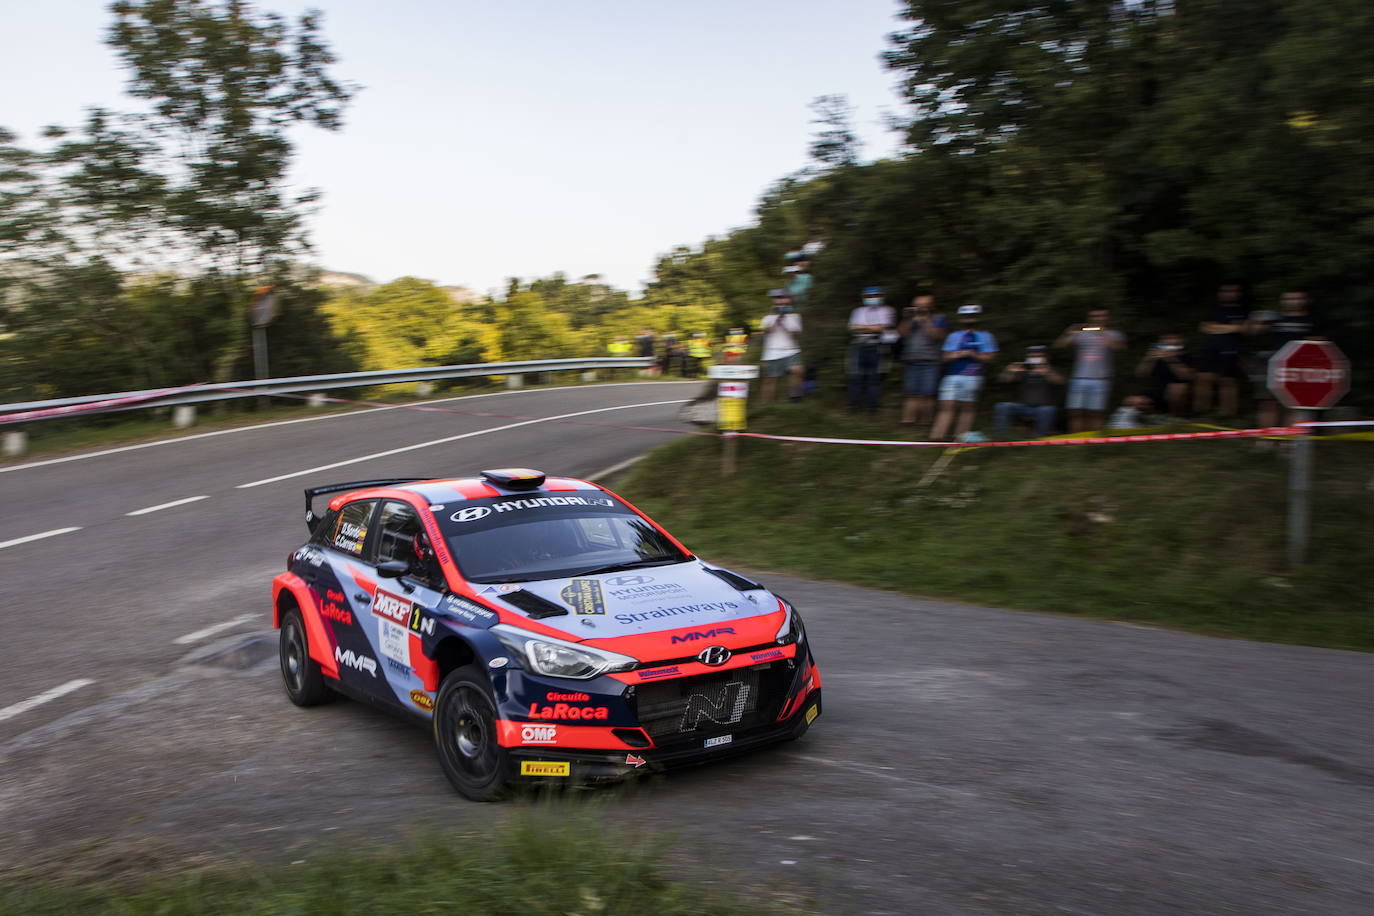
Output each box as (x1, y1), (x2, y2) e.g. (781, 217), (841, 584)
(304, 478), (431, 533)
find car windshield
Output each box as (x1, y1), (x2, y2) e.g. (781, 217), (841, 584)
(434, 493), (690, 583)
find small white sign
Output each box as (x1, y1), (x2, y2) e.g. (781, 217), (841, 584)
(377, 619), (409, 666)
(717, 381), (749, 399)
(708, 365), (760, 380)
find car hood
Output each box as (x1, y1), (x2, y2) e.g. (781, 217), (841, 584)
(477, 561), (776, 640)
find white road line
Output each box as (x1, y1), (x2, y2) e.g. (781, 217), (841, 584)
(125, 494), (209, 516)
(236, 398), (691, 489)
(0, 527), (82, 551)
(0, 679), (95, 723)
(173, 613), (258, 646)
(0, 381), (698, 475)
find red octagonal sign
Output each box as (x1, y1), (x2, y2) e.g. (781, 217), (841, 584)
(1267, 340), (1350, 409)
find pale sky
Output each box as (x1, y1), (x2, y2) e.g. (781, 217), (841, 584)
(3, 1), (909, 295)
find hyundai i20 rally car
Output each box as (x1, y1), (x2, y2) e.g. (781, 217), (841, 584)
(272, 468), (821, 800)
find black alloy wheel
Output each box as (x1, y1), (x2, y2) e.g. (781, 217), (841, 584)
(279, 608), (330, 706)
(434, 665), (511, 801)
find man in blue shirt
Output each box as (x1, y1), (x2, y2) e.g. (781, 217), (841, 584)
(931, 304), (998, 441)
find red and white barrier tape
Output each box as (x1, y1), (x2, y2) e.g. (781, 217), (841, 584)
(733, 426), (1307, 448)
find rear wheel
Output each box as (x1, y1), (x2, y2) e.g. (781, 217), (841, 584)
(279, 608), (330, 706)
(434, 666), (511, 801)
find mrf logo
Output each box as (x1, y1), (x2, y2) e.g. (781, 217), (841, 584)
(679, 681), (750, 730)
(670, 627), (735, 645)
(372, 591), (410, 625)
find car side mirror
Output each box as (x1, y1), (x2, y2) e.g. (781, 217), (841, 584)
(377, 559), (409, 579)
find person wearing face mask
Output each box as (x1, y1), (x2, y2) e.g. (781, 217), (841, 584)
(847, 286), (896, 412)
(931, 304), (998, 441)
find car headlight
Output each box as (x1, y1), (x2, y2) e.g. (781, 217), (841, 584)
(491, 624), (638, 680)
(774, 598), (806, 645)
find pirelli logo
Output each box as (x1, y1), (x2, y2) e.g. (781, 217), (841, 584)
(520, 761), (570, 777)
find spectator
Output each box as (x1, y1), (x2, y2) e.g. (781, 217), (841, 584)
(660, 334), (682, 376)
(685, 332), (712, 378)
(759, 291), (803, 402)
(1107, 395), (1152, 429)
(1135, 330), (1195, 417)
(993, 345), (1064, 438)
(635, 328), (659, 377)
(897, 294), (949, 427)
(847, 286), (896, 412)
(931, 304), (998, 440)
(1251, 289), (1321, 427)
(1055, 307), (1126, 432)
(786, 259), (814, 307)
(1194, 282), (1249, 417)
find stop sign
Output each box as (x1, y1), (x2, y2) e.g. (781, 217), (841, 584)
(1267, 340), (1350, 409)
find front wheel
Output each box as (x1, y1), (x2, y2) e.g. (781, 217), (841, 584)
(279, 608), (331, 706)
(433, 666), (511, 801)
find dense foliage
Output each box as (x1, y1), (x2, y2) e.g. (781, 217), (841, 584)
(3, 0), (1371, 406)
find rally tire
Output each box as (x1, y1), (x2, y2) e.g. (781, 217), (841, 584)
(279, 608), (331, 707)
(433, 666), (512, 801)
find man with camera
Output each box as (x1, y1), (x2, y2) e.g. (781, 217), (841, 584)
(1135, 330), (1195, 418)
(993, 345), (1064, 438)
(759, 290), (803, 402)
(847, 286), (896, 412)
(1055, 307), (1127, 432)
(931, 304), (998, 441)
(897, 293), (949, 428)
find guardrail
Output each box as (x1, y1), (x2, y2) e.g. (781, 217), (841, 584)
(0, 356), (657, 427)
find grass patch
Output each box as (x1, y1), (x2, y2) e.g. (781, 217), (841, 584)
(618, 404), (1373, 652)
(0, 804), (792, 915)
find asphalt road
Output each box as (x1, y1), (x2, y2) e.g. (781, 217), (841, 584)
(1, 380), (1371, 914)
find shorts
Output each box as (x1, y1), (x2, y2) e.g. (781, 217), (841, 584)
(902, 362), (941, 397)
(1201, 349), (1244, 378)
(938, 374), (983, 403)
(1067, 378), (1110, 412)
(762, 353), (801, 378)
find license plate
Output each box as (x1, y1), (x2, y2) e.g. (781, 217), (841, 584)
(520, 761), (570, 777)
(704, 734), (733, 749)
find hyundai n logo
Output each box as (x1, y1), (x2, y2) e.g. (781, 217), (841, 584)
(680, 680), (749, 728)
(697, 645), (732, 666)
(605, 574), (654, 587)
(671, 627), (736, 645)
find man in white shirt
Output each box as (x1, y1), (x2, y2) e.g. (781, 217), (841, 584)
(759, 290), (803, 401)
(848, 286), (896, 412)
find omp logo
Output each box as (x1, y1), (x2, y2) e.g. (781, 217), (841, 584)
(670, 627), (736, 645)
(335, 647), (377, 677)
(680, 681), (749, 730)
(521, 724), (558, 743)
(605, 574), (654, 587)
(451, 506), (492, 523)
(372, 591), (410, 624)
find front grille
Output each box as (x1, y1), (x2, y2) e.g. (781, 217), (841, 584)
(633, 662), (789, 747)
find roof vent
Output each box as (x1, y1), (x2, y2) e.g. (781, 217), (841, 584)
(480, 468), (546, 490)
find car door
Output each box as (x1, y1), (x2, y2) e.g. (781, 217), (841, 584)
(364, 500), (447, 715)
(315, 498), (388, 692)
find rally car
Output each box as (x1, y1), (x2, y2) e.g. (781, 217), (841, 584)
(272, 468), (821, 800)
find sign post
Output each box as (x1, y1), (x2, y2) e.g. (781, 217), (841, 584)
(1266, 340), (1350, 567)
(709, 364), (758, 476)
